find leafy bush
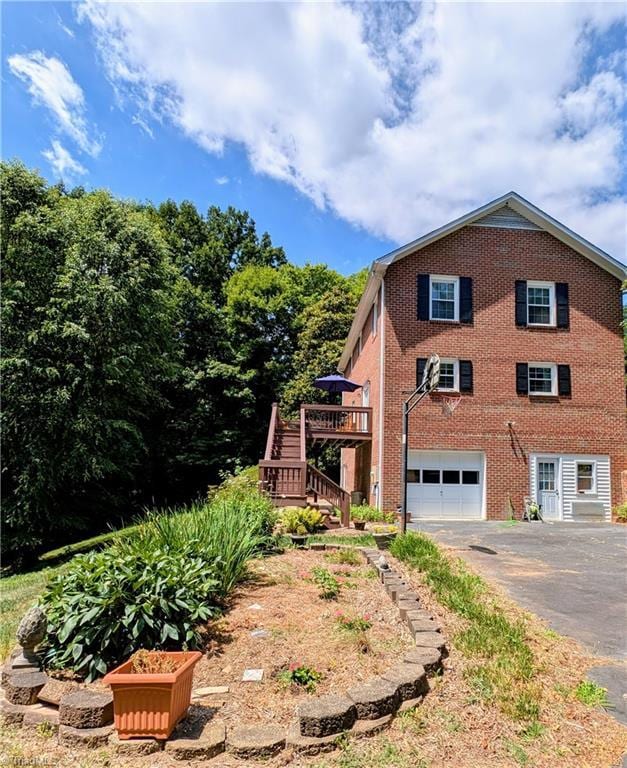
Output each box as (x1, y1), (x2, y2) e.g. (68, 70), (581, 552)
(41, 539), (218, 681)
(310, 566), (341, 599)
(613, 502), (627, 522)
(350, 504), (395, 523)
(280, 507), (324, 535)
(277, 663), (322, 692)
(574, 680), (610, 707)
(40, 485), (275, 680)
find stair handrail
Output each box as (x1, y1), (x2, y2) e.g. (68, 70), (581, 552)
(306, 463), (350, 527)
(264, 402), (279, 460)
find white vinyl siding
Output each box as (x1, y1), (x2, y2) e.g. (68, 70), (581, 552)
(529, 454), (611, 522)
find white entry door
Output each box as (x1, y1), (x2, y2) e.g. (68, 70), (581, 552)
(537, 459), (560, 520)
(407, 451), (484, 520)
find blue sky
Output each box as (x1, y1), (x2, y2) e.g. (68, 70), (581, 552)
(3, 2), (625, 271)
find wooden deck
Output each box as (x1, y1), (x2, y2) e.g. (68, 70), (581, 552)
(259, 403), (372, 526)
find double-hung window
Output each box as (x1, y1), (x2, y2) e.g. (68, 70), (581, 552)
(528, 363), (557, 395)
(430, 276), (459, 322)
(576, 462), (595, 493)
(527, 281), (555, 326)
(437, 358), (459, 392)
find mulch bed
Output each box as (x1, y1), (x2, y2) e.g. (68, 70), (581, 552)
(192, 548), (413, 726)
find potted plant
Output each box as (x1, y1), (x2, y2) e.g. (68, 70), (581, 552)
(279, 507), (323, 546)
(372, 524), (398, 550)
(103, 649), (202, 739)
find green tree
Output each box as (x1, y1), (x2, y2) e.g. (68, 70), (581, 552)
(2, 168), (177, 559)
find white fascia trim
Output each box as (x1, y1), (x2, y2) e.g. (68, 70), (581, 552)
(338, 262), (386, 372)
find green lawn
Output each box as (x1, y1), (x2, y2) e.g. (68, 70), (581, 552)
(0, 566), (64, 660)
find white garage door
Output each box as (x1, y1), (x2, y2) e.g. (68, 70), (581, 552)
(407, 451), (484, 520)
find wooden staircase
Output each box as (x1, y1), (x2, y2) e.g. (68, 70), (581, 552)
(259, 402), (372, 528)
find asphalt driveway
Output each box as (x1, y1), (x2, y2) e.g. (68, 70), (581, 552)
(410, 521), (627, 722)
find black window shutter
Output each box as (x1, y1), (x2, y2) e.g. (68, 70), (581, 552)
(460, 277), (473, 324)
(416, 358), (427, 388)
(459, 360), (473, 392)
(516, 363), (529, 394)
(515, 281), (527, 326)
(557, 364), (571, 396)
(556, 283), (569, 328)
(417, 274), (430, 320)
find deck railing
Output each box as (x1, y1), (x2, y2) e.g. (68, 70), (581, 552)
(301, 404), (372, 437)
(259, 460), (306, 498)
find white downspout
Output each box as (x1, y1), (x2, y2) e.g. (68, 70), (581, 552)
(377, 280), (385, 509)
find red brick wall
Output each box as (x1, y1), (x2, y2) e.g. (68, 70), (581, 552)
(377, 225), (626, 518)
(341, 293), (382, 506)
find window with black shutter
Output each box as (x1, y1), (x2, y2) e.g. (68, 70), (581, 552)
(417, 275), (429, 320)
(515, 281), (527, 326)
(416, 357), (427, 388)
(516, 363), (529, 394)
(459, 360), (473, 393)
(557, 364), (571, 396)
(460, 277), (473, 324)
(556, 283), (569, 328)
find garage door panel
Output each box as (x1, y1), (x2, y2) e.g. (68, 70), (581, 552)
(407, 450), (484, 520)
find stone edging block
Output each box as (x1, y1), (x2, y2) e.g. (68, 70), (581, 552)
(297, 694), (357, 737)
(227, 724), (286, 757)
(59, 689), (113, 729)
(347, 678), (400, 720)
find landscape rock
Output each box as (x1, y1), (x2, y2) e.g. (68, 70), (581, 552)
(347, 678), (400, 720)
(285, 722), (339, 755)
(38, 679), (79, 706)
(110, 733), (163, 755)
(59, 689), (113, 729)
(58, 724), (113, 748)
(192, 685), (229, 697)
(398, 696), (424, 713)
(4, 671), (48, 705)
(0, 696), (35, 726)
(350, 713), (393, 737)
(382, 664), (428, 701)
(227, 724), (285, 757)
(414, 631), (447, 653)
(397, 600), (422, 621)
(408, 618), (440, 636)
(297, 694), (357, 737)
(165, 719), (225, 760)
(403, 647), (443, 673)
(22, 704), (59, 732)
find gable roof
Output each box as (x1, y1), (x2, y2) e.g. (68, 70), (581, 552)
(338, 191), (626, 372)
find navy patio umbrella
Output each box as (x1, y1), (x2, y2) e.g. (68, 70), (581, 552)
(313, 374), (362, 393)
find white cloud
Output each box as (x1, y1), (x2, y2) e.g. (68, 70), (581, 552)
(215, 176), (229, 186)
(132, 114), (154, 138)
(42, 140), (87, 180)
(80, 1), (626, 260)
(8, 50), (101, 156)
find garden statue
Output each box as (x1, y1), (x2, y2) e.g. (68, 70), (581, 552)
(13, 606), (47, 670)
(377, 555), (390, 570)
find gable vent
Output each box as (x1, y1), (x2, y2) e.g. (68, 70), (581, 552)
(470, 204), (541, 230)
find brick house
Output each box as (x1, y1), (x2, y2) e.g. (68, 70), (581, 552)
(338, 192), (626, 522)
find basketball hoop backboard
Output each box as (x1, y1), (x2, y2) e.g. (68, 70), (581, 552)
(421, 353), (441, 392)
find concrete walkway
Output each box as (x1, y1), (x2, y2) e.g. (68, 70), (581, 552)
(409, 521), (627, 723)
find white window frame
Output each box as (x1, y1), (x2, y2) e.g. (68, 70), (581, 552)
(576, 461), (596, 495)
(527, 280), (556, 327)
(528, 362), (557, 396)
(436, 358), (459, 392)
(429, 275), (459, 323)
(371, 300), (378, 337)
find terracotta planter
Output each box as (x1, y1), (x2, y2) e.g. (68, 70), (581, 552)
(103, 651), (201, 739)
(353, 520), (366, 531)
